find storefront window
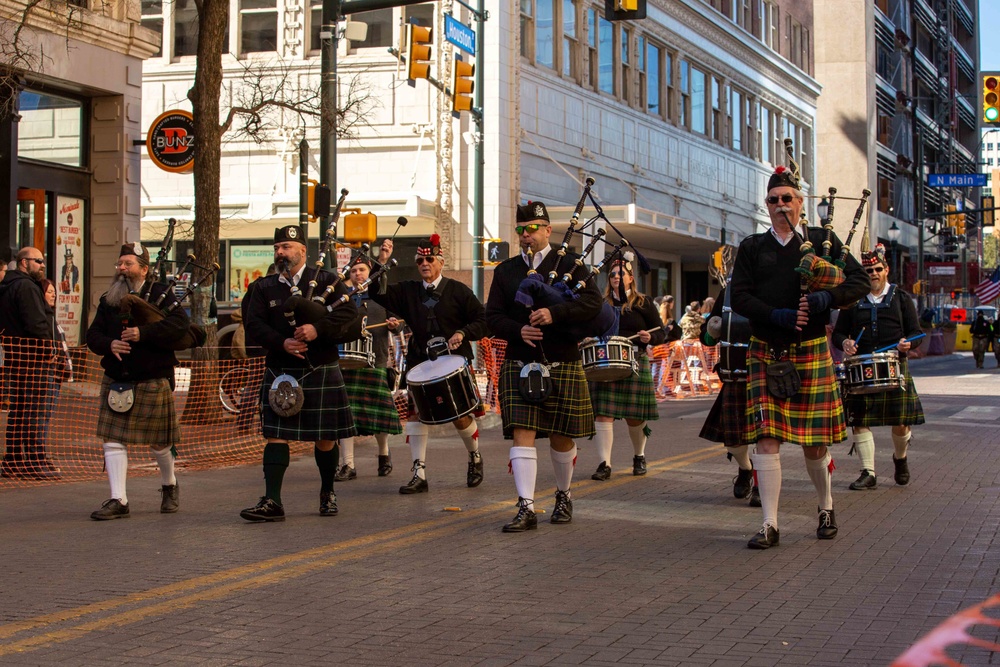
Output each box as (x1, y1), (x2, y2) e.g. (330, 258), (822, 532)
(18, 90), (84, 168)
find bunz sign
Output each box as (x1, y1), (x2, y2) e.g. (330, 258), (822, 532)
(146, 109), (195, 173)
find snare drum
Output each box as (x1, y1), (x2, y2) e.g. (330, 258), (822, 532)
(338, 335), (375, 370)
(405, 354), (481, 425)
(843, 351), (903, 395)
(834, 362), (847, 398)
(579, 336), (637, 382)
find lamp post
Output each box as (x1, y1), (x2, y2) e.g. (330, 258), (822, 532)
(817, 196), (829, 226)
(887, 220), (901, 279)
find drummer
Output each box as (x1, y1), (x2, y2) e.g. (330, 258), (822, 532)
(372, 234), (489, 494)
(832, 244), (924, 491)
(335, 256), (404, 481)
(589, 256), (664, 481)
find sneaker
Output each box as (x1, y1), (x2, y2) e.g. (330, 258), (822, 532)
(848, 469), (877, 491)
(334, 465), (357, 482)
(733, 467), (754, 499)
(591, 461), (611, 481)
(550, 490), (573, 524)
(160, 484), (179, 513)
(319, 491), (338, 516)
(747, 523), (779, 549)
(240, 496), (285, 522)
(502, 498), (537, 533)
(377, 454), (393, 477)
(817, 508), (838, 539)
(748, 486), (761, 508)
(893, 455), (910, 485)
(467, 452), (484, 488)
(399, 460), (428, 494)
(91, 498), (130, 521)
(632, 455), (647, 476)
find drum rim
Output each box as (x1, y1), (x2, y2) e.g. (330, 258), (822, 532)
(406, 355), (468, 383)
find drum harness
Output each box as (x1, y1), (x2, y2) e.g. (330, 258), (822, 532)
(856, 284), (898, 346)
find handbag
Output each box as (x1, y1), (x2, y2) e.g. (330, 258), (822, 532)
(765, 359), (801, 400)
(107, 381), (136, 413)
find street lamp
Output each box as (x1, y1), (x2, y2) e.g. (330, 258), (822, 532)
(887, 220), (901, 278)
(817, 196), (829, 224)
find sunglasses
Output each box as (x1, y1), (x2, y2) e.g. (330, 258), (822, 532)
(415, 256), (436, 265)
(865, 266), (885, 274)
(610, 271), (625, 277)
(766, 194), (796, 205)
(515, 224), (546, 235)
(25, 258), (45, 265)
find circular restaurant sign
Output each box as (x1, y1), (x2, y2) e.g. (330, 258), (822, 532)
(146, 109), (195, 173)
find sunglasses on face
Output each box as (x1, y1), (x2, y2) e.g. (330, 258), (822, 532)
(766, 194), (796, 205)
(515, 224), (545, 235)
(415, 256), (435, 265)
(865, 266), (885, 274)
(610, 271), (624, 278)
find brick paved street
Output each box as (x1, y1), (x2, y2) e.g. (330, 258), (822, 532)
(2, 353), (1000, 666)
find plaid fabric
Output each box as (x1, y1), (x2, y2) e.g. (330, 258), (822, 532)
(342, 367), (404, 435)
(499, 359), (595, 439)
(589, 356), (659, 421)
(745, 336), (847, 446)
(845, 361), (925, 427)
(260, 363), (357, 441)
(801, 255), (845, 291)
(96, 376), (180, 447)
(699, 381), (750, 447)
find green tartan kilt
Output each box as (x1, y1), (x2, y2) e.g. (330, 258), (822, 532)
(588, 356), (659, 422)
(746, 336), (847, 447)
(699, 380), (750, 447)
(844, 361), (925, 428)
(499, 360), (595, 439)
(342, 367), (403, 435)
(96, 376), (181, 447)
(260, 363), (357, 442)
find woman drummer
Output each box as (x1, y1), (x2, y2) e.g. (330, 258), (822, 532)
(832, 244), (924, 491)
(590, 257), (666, 480)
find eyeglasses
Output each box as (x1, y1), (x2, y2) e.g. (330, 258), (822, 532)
(865, 266), (885, 274)
(515, 224), (546, 235)
(25, 258), (44, 265)
(415, 256), (436, 265)
(765, 194), (796, 205)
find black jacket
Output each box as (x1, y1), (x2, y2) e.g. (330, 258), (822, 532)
(832, 286), (922, 354)
(611, 292), (666, 355)
(0, 271), (52, 340)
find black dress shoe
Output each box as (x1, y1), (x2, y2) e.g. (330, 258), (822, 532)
(591, 461), (611, 481)
(849, 469), (877, 490)
(747, 523), (779, 549)
(377, 454), (393, 477)
(550, 490), (573, 524)
(334, 465), (357, 482)
(893, 455), (910, 485)
(160, 483), (179, 513)
(733, 467), (753, 499)
(817, 508), (838, 539)
(240, 496), (285, 522)
(91, 498), (130, 521)
(467, 452), (484, 487)
(399, 461), (429, 494)
(502, 498), (537, 532)
(748, 486), (761, 508)
(632, 455), (647, 476)
(319, 491), (338, 516)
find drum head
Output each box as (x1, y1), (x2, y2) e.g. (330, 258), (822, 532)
(407, 354), (466, 383)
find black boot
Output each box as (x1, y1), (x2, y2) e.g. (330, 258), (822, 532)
(550, 490), (573, 524)
(160, 483), (179, 513)
(893, 455), (910, 485)
(319, 491), (338, 516)
(632, 455), (647, 476)
(502, 498), (537, 532)
(467, 451), (484, 487)
(591, 461), (611, 481)
(733, 467), (753, 499)
(377, 454), (393, 477)
(748, 486), (761, 507)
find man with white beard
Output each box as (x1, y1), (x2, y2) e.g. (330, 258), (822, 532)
(86, 243), (191, 520)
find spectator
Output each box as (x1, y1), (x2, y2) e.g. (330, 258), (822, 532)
(679, 301), (705, 340)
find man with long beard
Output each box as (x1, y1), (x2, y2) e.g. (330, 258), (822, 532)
(86, 243), (191, 520)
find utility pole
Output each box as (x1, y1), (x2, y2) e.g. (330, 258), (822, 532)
(320, 0), (340, 238)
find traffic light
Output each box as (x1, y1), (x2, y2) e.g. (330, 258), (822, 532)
(406, 23), (432, 81)
(946, 204), (958, 229)
(451, 57), (475, 112)
(343, 212), (377, 244)
(912, 280), (922, 295)
(983, 195), (996, 226)
(711, 248), (725, 271)
(984, 73), (1000, 124)
(306, 181), (331, 221)
(604, 0), (646, 20)
(955, 212), (966, 236)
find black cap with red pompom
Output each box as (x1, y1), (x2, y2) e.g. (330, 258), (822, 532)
(416, 233), (443, 259)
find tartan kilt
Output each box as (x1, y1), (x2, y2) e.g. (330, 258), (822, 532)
(589, 356), (659, 422)
(260, 363), (357, 442)
(699, 381), (750, 447)
(499, 359), (595, 439)
(746, 336), (847, 446)
(96, 376), (180, 447)
(844, 361), (925, 428)
(342, 367), (403, 435)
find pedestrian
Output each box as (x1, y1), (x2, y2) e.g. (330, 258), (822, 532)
(970, 310), (990, 369)
(239, 226), (360, 521)
(86, 243), (190, 519)
(679, 301), (704, 340)
(372, 234), (489, 494)
(833, 244), (924, 490)
(730, 163), (868, 549)
(485, 201), (603, 532)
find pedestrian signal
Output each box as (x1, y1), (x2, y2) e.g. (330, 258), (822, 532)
(486, 240), (509, 265)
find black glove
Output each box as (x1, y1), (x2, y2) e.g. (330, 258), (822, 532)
(805, 290), (832, 313)
(769, 308), (799, 331)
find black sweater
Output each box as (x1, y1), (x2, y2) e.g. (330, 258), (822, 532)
(611, 293), (666, 354)
(730, 227), (869, 346)
(832, 286), (922, 354)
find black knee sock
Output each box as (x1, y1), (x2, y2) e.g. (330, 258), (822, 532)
(315, 446), (337, 494)
(262, 442), (290, 505)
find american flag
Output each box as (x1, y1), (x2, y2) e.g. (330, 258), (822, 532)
(975, 267), (1000, 304)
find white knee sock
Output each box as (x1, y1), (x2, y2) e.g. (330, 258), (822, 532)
(375, 433), (390, 456)
(594, 422), (614, 467)
(627, 422), (647, 457)
(727, 445), (752, 471)
(853, 431), (875, 473)
(456, 421), (480, 455)
(509, 446), (537, 507)
(152, 446), (176, 486)
(339, 437), (355, 468)
(103, 442), (128, 505)
(891, 431), (911, 460)
(751, 451), (781, 529)
(805, 452), (834, 511)
(405, 422), (429, 479)
(550, 445), (577, 494)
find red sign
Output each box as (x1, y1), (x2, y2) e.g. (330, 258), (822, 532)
(147, 109), (195, 173)
(950, 308), (966, 322)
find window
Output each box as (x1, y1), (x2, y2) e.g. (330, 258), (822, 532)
(597, 15), (613, 94)
(730, 87), (743, 151)
(690, 66), (706, 135)
(587, 8), (598, 88)
(520, 0), (533, 60)
(620, 26), (631, 103)
(759, 104), (771, 164)
(141, 0), (163, 57)
(174, 0), (200, 57)
(18, 90), (84, 168)
(711, 76), (722, 142)
(665, 51), (674, 121)
(351, 9), (393, 49)
(736, 0), (751, 31)
(239, 0), (278, 53)
(679, 59), (689, 128)
(645, 41), (661, 116)
(563, 0), (578, 79)
(989, 143), (995, 151)
(536, 0), (555, 69)
(759, 0), (779, 51)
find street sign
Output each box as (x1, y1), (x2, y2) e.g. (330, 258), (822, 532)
(928, 173), (987, 188)
(444, 15), (475, 55)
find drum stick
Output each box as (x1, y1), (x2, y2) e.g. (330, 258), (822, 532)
(854, 327), (865, 345)
(873, 333), (926, 354)
(365, 319), (405, 331)
(627, 325), (665, 342)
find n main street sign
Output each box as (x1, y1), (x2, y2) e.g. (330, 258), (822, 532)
(444, 14), (475, 55)
(928, 173), (987, 188)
